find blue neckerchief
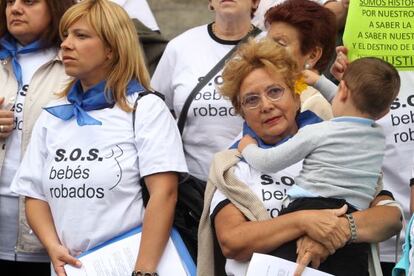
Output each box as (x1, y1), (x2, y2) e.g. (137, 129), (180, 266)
(230, 110), (322, 150)
(44, 79), (144, 126)
(0, 34), (42, 89)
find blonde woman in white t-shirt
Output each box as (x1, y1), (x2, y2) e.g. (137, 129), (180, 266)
(11, 1), (187, 276)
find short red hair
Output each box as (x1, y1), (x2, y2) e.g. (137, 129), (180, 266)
(265, 0), (337, 72)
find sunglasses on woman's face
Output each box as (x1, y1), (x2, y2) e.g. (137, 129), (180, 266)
(241, 86), (285, 110)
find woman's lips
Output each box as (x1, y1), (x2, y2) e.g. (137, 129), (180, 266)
(263, 116), (281, 125)
(62, 56), (76, 64)
(10, 19), (25, 25)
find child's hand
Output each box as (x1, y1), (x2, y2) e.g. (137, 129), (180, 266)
(330, 46), (349, 81)
(238, 135), (257, 153)
(302, 69), (321, 86)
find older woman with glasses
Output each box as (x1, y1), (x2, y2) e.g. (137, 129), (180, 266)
(197, 38), (402, 276)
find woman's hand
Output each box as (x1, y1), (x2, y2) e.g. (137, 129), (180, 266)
(238, 135), (257, 153)
(299, 205), (350, 254)
(25, 197), (80, 275)
(47, 243), (82, 276)
(0, 97), (14, 139)
(294, 236), (330, 276)
(330, 46), (349, 81)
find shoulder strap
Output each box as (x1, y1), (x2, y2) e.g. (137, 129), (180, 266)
(177, 26), (261, 134)
(132, 90), (165, 133)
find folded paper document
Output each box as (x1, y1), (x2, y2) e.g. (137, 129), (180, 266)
(64, 226), (196, 276)
(246, 253), (333, 276)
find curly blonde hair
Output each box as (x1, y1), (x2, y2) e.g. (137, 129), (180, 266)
(220, 38), (301, 114)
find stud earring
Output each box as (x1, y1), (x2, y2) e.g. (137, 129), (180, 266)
(304, 63), (312, 70)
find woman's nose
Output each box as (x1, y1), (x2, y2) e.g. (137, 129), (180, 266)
(60, 37), (72, 50)
(260, 94), (274, 112)
(10, 0), (23, 14)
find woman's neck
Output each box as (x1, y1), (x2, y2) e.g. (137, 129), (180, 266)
(213, 16), (253, 41)
(261, 125), (299, 145)
(80, 79), (103, 92)
(79, 70), (109, 92)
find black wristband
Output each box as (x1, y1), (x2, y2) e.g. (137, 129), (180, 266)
(377, 190), (395, 199)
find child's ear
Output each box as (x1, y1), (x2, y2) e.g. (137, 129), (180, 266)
(338, 80), (350, 102)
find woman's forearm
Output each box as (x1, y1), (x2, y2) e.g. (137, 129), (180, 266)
(135, 172), (178, 272)
(215, 205), (305, 261)
(25, 197), (62, 250)
(26, 197), (82, 275)
(353, 204), (402, 243)
(215, 204), (349, 261)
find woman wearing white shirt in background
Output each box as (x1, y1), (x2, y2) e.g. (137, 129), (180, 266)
(151, 0), (261, 182)
(0, 0), (74, 274)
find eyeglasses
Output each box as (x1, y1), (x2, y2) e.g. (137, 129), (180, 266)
(240, 86), (285, 110)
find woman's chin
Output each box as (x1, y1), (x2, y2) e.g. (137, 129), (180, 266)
(262, 123), (291, 141)
(64, 68), (77, 78)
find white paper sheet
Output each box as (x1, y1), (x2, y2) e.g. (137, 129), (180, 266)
(64, 227), (193, 276)
(246, 253), (334, 276)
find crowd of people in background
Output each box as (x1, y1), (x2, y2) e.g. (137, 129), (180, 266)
(0, 0), (413, 275)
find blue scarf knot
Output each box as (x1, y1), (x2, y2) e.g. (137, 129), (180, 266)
(44, 79), (144, 126)
(0, 34), (42, 89)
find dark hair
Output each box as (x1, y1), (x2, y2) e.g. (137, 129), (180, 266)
(0, 0), (75, 48)
(265, 0), (337, 72)
(343, 57), (400, 118)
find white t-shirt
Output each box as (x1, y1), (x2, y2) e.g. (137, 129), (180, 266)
(252, 0), (329, 30)
(0, 48), (56, 262)
(11, 93), (187, 256)
(151, 24), (246, 181)
(0, 48), (56, 196)
(379, 71), (414, 262)
(210, 160), (302, 276)
(111, 0), (159, 31)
